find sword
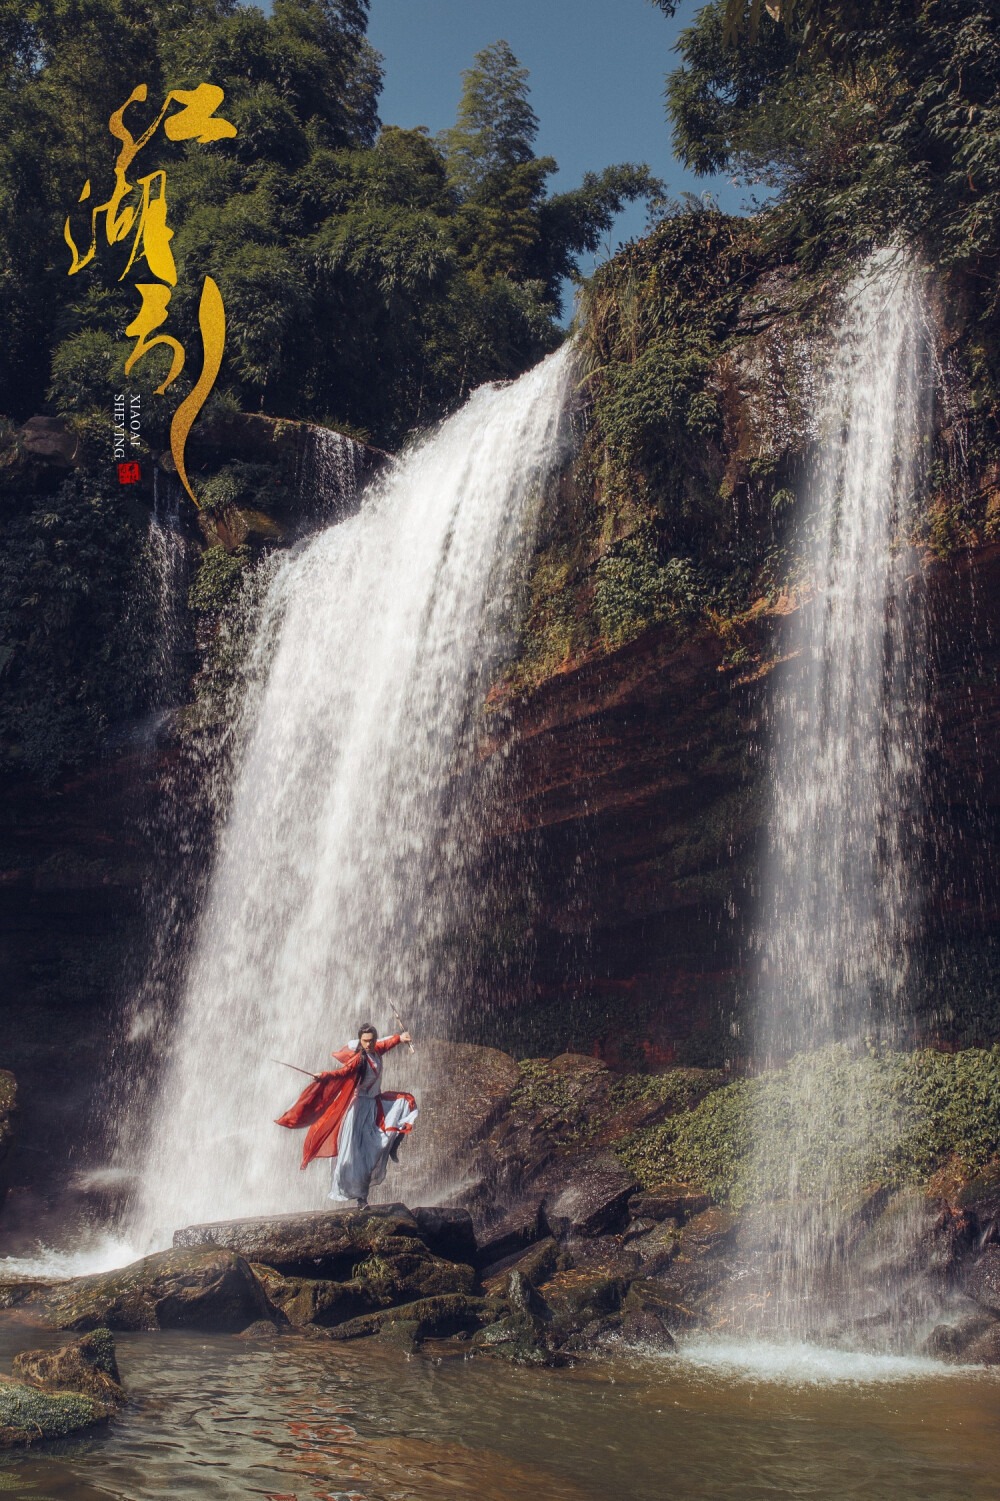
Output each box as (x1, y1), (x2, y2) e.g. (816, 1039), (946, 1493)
(272, 1059), (319, 1079)
(388, 1000), (416, 1053)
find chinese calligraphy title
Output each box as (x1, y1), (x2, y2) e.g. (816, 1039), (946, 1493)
(64, 82), (237, 507)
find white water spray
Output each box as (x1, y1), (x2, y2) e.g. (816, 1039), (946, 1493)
(757, 253), (931, 1059)
(128, 346), (576, 1248)
(743, 253), (934, 1341)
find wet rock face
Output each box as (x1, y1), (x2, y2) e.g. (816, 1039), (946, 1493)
(963, 1247), (1000, 1315)
(542, 1161), (638, 1238)
(0, 1246), (271, 1332)
(0, 1330), (124, 1448)
(325, 1293), (494, 1348)
(0, 1072), (14, 1210)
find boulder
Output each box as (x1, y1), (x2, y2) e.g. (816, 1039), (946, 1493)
(621, 1308), (675, 1348)
(249, 1267), (359, 1328)
(476, 1199), (549, 1270)
(7, 1246), (272, 1332)
(923, 1312), (997, 1362)
(628, 1186), (710, 1224)
(630, 1270), (707, 1329)
(636, 1221), (682, 1275)
(12, 1329), (124, 1407)
(539, 1269), (626, 1329)
(471, 1270), (561, 1367)
(235, 1320), (283, 1340)
(412, 1208), (477, 1266)
(963, 1322), (1000, 1365)
(482, 1236), (568, 1298)
(0, 1330), (124, 1448)
(963, 1247), (1000, 1315)
(542, 1159), (638, 1237)
(173, 1205), (423, 1276)
(677, 1207), (738, 1257)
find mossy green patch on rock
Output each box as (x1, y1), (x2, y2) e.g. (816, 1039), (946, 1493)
(615, 1044), (1000, 1206)
(0, 1381), (109, 1447)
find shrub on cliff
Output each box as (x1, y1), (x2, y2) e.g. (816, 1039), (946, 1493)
(662, 0), (1000, 405)
(617, 1044), (1000, 1205)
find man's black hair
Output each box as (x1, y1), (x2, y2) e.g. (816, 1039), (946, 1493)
(358, 1021), (378, 1038)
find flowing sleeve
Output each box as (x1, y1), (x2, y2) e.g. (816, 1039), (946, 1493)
(375, 1034), (401, 1054)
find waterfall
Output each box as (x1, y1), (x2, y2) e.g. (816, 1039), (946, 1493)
(745, 252), (934, 1339)
(127, 344), (575, 1248)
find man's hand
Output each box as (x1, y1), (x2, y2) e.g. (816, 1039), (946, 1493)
(400, 1031), (412, 1044)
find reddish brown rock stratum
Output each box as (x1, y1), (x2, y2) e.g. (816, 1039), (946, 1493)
(474, 541), (1000, 1066)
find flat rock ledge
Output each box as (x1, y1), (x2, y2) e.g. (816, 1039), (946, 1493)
(173, 1204), (477, 1270)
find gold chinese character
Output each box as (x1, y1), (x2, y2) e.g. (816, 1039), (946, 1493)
(63, 83), (236, 506)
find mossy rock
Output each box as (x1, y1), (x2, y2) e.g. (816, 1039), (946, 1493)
(481, 1236), (570, 1299)
(326, 1293), (492, 1344)
(0, 1380), (110, 1448)
(471, 1312), (557, 1366)
(536, 1269), (626, 1324)
(251, 1245), (475, 1328)
(12, 1246), (271, 1332)
(12, 1328), (124, 1407)
(174, 1207), (428, 1278)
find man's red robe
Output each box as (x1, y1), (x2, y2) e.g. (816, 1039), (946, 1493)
(275, 1035), (403, 1169)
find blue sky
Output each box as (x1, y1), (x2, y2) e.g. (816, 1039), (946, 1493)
(367, 0), (745, 267)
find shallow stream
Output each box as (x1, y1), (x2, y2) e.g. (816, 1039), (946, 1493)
(1, 1328), (997, 1500)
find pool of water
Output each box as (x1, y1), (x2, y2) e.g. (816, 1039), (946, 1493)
(0, 1327), (997, 1500)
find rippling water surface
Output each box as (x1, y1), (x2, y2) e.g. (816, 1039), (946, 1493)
(0, 1329), (997, 1500)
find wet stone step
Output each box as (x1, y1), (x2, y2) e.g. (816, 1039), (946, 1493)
(172, 1204), (476, 1273)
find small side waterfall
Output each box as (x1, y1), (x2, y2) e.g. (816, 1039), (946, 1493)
(127, 345), (575, 1248)
(744, 253), (934, 1340)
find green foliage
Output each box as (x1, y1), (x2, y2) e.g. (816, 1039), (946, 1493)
(595, 529), (711, 647)
(511, 1058), (586, 1129)
(506, 207), (790, 687)
(187, 543), (251, 613)
(607, 1067), (726, 1115)
(0, 470), (159, 779)
(441, 40), (540, 197)
(616, 1044), (1000, 1204)
(665, 1), (1000, 394)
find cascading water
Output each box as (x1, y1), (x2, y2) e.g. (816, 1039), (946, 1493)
(126, 344), (576, 1250)
(741, 252), (935, 1342)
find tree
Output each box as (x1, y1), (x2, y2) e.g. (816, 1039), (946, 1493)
(440, 40), (660, 309)
(440, 40), (539, 198)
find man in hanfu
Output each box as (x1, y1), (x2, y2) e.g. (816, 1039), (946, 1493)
(275, 1025), (417, 1207)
